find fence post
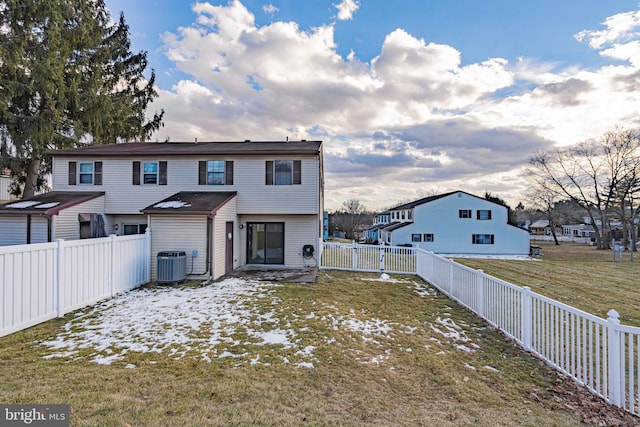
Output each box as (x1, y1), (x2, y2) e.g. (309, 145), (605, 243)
(110, 234), (117, 296)
(447, 258), (454, 297)
(379, 246), (385, 271)
(55, 239), (65, 317)
(521, 286), (532, 351)
(352, 240), (357, 271)
(146, 228), (152, 283)
(476, 270), (485, 318)
(607, 309), (622, 407)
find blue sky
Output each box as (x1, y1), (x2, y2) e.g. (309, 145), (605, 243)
(104, 0), (640, 211)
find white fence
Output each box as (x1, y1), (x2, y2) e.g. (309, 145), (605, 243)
(320, 241), (640, 415)
(530, 234), (592, 244)
(1, 230), (151, 337)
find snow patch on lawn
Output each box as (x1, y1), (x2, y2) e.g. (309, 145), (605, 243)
(428, 316), (479, 353)
(39, 278), (305, 366)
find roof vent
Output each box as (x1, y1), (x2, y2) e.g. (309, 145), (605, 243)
(245, 139), (251, 142)
(195, 137), (198, 144)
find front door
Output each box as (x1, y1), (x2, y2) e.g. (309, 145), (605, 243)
(225, 222), (234, 273)
(247, 222), (285, 264)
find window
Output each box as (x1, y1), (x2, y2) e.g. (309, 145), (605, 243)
(477, 210), (492, 220)
(401, 211), (405, 220)
(266, 160), (301, 185)
(123, 224), (147, 235)
(472, 234), (494, 244)
(408, 210), (412, 220)
(133, 161), (167, 185)
(79, 163), (94, 184)
(411, 233), (421, 242)
(459, 209), (472, 218)
(199, 160), (233, 185)
(143, 162), (158, 184)
(423, 233), (434, 242)
(68, 161), (102, 186)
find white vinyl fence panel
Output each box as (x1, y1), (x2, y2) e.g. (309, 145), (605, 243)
(1, 231), (150, 337)
(320, 240), (640, 416)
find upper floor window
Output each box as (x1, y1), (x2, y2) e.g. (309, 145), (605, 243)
(411, 233), (421, 242)
(199, 160), (233, 185)
(266, 160), (301, 185)
(133, 161), (167, 185)
(68, 161), (102, 186)
(423, 233), (434, 242)
(459, 209), (472, 218)
(477, 210), (492, 220)
(408, 210), (412, 220)
(472, 234), (494, 244)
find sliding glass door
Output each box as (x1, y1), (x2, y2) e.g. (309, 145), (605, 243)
(247, 222), (285, 264)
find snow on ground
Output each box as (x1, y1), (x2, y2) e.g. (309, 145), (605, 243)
(446, 254), (535, 261)
(39, 275), (484, 369)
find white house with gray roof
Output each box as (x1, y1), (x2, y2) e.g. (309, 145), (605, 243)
(379, 191), (529, 255)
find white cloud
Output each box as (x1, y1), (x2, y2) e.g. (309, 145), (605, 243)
(262, 4), (278, 15)
(335, 0), (360, 21)
(152, 1), (640, 210)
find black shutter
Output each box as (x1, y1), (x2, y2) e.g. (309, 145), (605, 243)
(68, 161), (76, 185)
(133, 161), (140, 185)
(159, 161), (167, 185)
(490, 235), (495, 244)
(476, 210), (480, 220)
(94, 161), (103, 185)
(488, 210), (492, 220)
(472, 235), (476, 244)
(265, 161), (273, 185)
(293, 160), (301, 184)
(199, 161), (207, 185)
(225, 161), (234, 185)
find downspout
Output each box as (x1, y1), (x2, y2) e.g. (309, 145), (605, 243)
(47, 216), (52, 242)
(26, 214), (31, 244)
(206, 217), (212, 275)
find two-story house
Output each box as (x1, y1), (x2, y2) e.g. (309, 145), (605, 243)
(0, 141), (324, 280)
(363, 210), (390, 244)
(379, 191), (529, 255)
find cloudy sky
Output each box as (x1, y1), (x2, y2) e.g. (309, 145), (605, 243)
(104, 0), (640, 211)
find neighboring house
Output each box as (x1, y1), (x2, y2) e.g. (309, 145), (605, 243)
(529, 220), (563, 236)
(562, 224), (596, 239)
(0, 141), (324, 281)
(364, 210), (390, 243)
(379, 191), (529, 255)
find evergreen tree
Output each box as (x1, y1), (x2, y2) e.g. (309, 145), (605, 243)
(0, 0), (164, 197)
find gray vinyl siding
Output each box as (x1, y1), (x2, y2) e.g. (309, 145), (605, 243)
(0, 216), (28, 245)
(211, 198), (238, 280)
(52, 156), (320, 215)
(238, 214), (319, 267)
(0, 176), (12, 201)
(0, 216), (48, 246)
(148, 215), (208, 281)
(54, 196), (106, 241)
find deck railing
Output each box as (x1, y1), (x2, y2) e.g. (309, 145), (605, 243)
(320, 240), (640, 414)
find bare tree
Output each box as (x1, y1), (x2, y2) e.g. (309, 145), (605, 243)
(524, 180), (563, 245)
(529, 128), (640, 250)
(331, 199), (371, 240)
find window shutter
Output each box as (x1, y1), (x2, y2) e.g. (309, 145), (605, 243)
(472, 235), (476, 244)
(133, 161), (140, 185)
(488, 210), (492, 220)
(198, 161), (206, 185)
(159, 161), (167, 185)
(68, 162), (77, 185)
(94, 161), (103, 185)
(293, 160), (301, 184)
(225, 161), (234, 185)
(490, 235), (495, 244)
(476, 210), (480, 220)
(265, 161), (273, 185)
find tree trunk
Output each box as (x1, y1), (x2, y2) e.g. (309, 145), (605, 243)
(22, 157), (40, 199)
(550, 224), (559, 245)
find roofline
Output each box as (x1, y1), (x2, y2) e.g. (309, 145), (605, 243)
(48, 141), (322, 157)
(140, 192), (237, 215)
(0, 192), (105, 216)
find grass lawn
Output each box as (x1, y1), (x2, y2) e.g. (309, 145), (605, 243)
(0, 269), (634, 426)
(455, 242), (640, 327)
